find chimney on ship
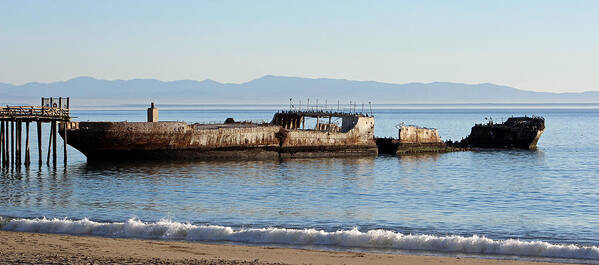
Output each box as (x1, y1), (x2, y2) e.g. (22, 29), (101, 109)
(147, 102), (158, 122)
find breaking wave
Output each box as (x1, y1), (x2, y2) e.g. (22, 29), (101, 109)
(2, 217), (599, 260)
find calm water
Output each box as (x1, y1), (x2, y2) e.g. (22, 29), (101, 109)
(1, 105), (599, 261)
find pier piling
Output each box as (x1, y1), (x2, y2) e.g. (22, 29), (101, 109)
(47, 123), (53, 166)
(14, 122), (17, 166)
(16, 121), (21, 166)
(1, 121), (4, 166)
(52, 121), (57, 167)
(20, 121), (24, 165)
(25, 122), (30, 166)
(13, 122), (16, 166)
(3, 121), (6, 166)
(37, 121), (42, 165)
(4, 121), (8, 166)
(11, 121), (14, 166)
(63, 122), (67, 165)
(3, 121), (7, 166)
(0, 121), (4, 166)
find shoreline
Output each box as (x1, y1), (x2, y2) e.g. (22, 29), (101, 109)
(0, 231), (579, 265)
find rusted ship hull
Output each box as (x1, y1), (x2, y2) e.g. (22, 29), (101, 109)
(60, 113), (378, 161)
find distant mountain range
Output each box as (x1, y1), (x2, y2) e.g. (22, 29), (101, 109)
(1, 75), (599, 106)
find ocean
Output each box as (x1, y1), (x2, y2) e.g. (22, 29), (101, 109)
(1, 104), (599, 263)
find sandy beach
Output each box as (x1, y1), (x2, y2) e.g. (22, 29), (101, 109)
(0, 231), (577, 265)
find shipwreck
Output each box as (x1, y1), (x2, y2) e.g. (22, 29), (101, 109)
(451, 116), (545, 150)
(60, 104), (377, 160)
(376, 125), (462, 155)
(377, 116), (545, 156)
(59, 103), (545, 161)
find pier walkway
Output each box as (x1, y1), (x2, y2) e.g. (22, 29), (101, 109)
(0, 97), (70, 168)
(0, 106), (70, 121)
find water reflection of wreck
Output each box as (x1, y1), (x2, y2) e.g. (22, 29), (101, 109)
(62, 108), (378, 161)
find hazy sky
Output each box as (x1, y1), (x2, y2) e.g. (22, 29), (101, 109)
(1, 0), (597, 92)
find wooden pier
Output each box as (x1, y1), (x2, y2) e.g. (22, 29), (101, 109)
(0, 97), (70, 168)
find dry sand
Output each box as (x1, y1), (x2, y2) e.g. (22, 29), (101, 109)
(0, 230), (577, 265)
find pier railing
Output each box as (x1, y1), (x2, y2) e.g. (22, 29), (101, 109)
(0, 106), (70, 121)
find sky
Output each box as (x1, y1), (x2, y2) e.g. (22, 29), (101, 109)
(1, 0), (598, 92)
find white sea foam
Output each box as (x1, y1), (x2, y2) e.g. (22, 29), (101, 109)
(2, 217), (599, 260)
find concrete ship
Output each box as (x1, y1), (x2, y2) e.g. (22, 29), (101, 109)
(376, 125), (463, 155)
(377, 116), (545, 155)
(60, 104), (377, 161)
(59, 103), (544, 160)
(454, 116), (545, 150)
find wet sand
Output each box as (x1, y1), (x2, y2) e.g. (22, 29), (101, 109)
(0, 231), (576, 265)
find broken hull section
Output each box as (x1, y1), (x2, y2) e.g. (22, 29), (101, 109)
(458, 117), (545, 150)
